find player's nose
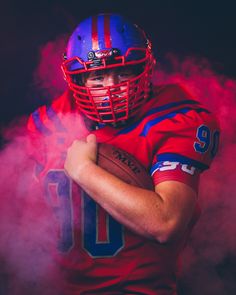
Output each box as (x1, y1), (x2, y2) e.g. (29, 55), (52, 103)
(104, 74), (119, 87)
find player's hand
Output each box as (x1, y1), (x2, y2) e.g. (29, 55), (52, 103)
(64, 134), (97, 181)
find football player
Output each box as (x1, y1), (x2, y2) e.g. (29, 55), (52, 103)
(27, 13), (220, 294)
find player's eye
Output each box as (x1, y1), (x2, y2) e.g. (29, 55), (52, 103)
(90, 76), (104, 82)
(118, 71), (134, 81)
(86, 75), (105, 88)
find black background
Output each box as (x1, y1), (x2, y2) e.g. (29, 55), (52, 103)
(1, 0), (236, 127)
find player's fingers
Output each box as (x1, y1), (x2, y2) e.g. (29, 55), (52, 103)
(87, 134), (97, 145)
(87, 134), (97, 161)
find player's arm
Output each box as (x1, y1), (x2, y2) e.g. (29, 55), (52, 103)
(64, 134), (197, 243)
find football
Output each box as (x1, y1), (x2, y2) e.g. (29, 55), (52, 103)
(97, 143), (154, 190)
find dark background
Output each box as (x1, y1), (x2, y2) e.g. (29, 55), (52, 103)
(1, 0), (236, 127)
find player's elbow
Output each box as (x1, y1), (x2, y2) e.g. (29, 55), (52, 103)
(152, 220), (185, 244)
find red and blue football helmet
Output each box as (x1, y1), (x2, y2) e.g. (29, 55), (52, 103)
(62, 13), (156, 124)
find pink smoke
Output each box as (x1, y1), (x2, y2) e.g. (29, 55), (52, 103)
(153, 54), (236, 294)
(1, 36), (236, 294)
(32, 35), (67, 101)
(0, 122), (63, 294)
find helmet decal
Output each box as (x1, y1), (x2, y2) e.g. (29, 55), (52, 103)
(91, 14), (112, 50)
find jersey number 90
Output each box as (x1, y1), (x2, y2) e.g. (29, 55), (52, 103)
(44, 170), (124, 258)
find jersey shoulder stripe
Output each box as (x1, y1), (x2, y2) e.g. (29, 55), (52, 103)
(46, 106), (67, 132)
(31, 106), (67, 135)
(118, 103), (209, 136)
(28, 91), (73, 135)
(140, 107), (210, 137)
(145, 99), (200, 116)
(31, 109), (52, 136)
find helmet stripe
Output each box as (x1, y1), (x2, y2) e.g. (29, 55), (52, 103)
(92, 15), (99, 50)
(104, 14), (112, 48)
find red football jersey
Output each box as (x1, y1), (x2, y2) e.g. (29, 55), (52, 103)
(27, 84), (220, 294)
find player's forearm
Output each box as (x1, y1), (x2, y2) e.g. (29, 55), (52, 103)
(71, 162), (182, 243)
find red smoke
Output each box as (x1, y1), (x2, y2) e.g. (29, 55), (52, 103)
(1, 36), (236, 294)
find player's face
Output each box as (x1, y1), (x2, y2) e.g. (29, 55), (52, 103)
(84, 66), (136, 101)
